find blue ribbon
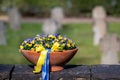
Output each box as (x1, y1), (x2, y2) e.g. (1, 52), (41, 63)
(42, 49), (51, 80)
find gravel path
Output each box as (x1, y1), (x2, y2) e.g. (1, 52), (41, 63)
(21, 17), (120, 23)
(1, 16), (120, 23)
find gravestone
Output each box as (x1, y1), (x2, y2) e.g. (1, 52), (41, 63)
(8, 7), (21, 30)
(51, 7), (64, 29)
(42, 19), (58, 34)
(92, 6), (108, 45)
(100, 34), (119, 64)
(0, 20), (6, 45)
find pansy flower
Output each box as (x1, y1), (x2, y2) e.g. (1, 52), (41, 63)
(20, 34), (76, 52)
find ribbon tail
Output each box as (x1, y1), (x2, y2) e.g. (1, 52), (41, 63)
(42, 49), (51, 80)
(33, 65), (42, 73)
(33, 50), (47, 73)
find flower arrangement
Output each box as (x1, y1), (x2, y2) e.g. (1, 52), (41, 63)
(19, 33), (77, 80)
(20, 33), (76, 52)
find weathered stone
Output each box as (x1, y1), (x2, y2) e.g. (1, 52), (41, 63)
(0, 64), (14, 80)
(50, 65), (90, 80)
(8, 7), (21, 30)
(0, 20), (6, 45)
(92, 6), (106, 20)
(51, 7), (64, 29)
(91, 65), (120, 80)
(100, 34), (119, 64)
(2, 64), (120, 80)
(92, 6), (108, 45)
(11, 65), (41, 80)
(11, 65), (90, 80)
(42, 19), (58, 34)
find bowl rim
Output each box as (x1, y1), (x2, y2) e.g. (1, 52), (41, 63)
(21, 48), (78, 53)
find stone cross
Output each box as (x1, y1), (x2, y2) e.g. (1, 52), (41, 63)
(100, 34), (119, 64)
(51, 7), (64, 29)
(42, 19), (58, 34)
(8, 7), (21, 30)
(92, 6), (108, 45)
(0, 20), (6, 45)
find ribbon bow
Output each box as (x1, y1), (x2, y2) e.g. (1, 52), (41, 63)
(33, 42), (60, 80)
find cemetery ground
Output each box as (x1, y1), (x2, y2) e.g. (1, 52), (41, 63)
(0, 22), (120, 65)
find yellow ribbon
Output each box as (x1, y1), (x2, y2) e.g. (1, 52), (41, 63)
(33, 44), (48, 73)
(33, 42), (60, 73)
(33, 50), (48, 73)
(51, 42), (60, 52)
(35, 44), (45, 53)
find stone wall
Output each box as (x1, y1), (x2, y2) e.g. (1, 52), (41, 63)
(1, 64), (120, 80)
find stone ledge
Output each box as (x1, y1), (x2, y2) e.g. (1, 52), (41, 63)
(1, 64), (120, 80)
(11, 65), (90, 80)
(91, 65), (120, 80)
(0, 64), (14, 80)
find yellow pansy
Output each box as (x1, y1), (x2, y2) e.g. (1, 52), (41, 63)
(28, 43), (32, 47)
(67, 43), (71, 47)
(71, 43), (75, 47)
(20, 34), (76, 53)
(24, 41), (27, 43)
(49, 35), (56, 39)
(68, 39), (72, 43)
(60, 40), (64, 42)
(31, 48), (35, 51)
(22, 42), (25, 45)
(61, 44), (65, 47)
(34, 44), (38, 47)
(64, 38), (67, 40)
(38, 38), (42, 40)
(36, 34), (39, 37)
(31, 40), (35, 44)
(58, 36), (62, 40)
(20, 45), (24, 49)
(45, 43), (50, 47)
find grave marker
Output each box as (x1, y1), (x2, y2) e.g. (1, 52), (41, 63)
(0, 20), (6, 45)
(92, 6), (108, 45)
(8, 7), (21, 30)
(100, 34), (119, 64)
(42, 19), (58, 34)
(51, 7), (64, 29)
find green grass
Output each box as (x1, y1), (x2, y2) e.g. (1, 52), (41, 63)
(0, 22), (120, 65)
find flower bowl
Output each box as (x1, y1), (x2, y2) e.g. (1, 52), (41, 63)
(21, 48), (78, 71)
(20, 34), (78, 72)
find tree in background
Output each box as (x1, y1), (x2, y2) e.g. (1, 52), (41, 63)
(1, 0), (120, 17)
(1, 0), (25, 30)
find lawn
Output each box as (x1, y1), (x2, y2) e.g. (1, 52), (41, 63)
(0, 22), (120, 65)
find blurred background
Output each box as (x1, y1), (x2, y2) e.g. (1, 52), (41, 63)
(0, 0), (120, 65)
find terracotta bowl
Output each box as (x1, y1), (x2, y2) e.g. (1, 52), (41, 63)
(21, 48), (78, 71)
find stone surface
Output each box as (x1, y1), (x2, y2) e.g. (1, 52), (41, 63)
(91, 65), (120, 80)
(0, 20), (6, 45)
(100, 34), (119, 64)
(1, 64), (120, 80)
(92, 6), (108, 45)
(8, 7), (21, 30)
(11, 65), (41, 80)
(11, 65), (90, 80)
(92, 6), (106, 20)
(50, 65), (90, 80)
(51, 7), (64, 29)
(0, 64), (14, 80)
(42, 19), (58, 34)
